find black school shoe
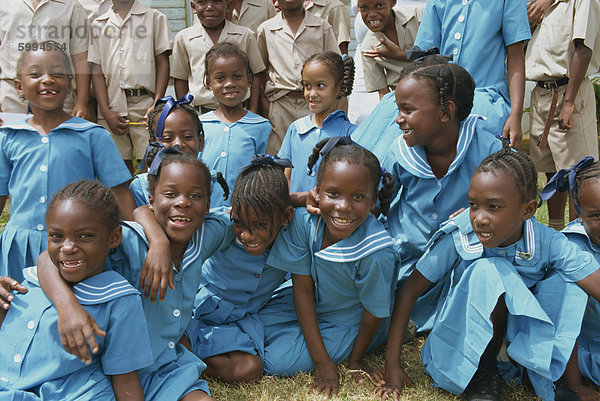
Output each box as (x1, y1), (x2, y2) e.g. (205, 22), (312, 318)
(554, 381), (581, 401)
(464, 369), (502, 401)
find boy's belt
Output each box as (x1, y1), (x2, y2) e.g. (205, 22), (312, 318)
(285, 90), (304, 99)
(123, 88), (149, 97)
(536, 77), (569, 150)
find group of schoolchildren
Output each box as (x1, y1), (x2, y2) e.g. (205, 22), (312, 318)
(0, 0), (599, 400)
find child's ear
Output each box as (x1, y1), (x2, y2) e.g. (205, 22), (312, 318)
(148, 194), (154, 211)
(522, 199), (538, 220)
(109, 226), (123, 249)
(440, 99), (456, 123)
(282, 205), (294, 226)
(14, 78), (24, 98)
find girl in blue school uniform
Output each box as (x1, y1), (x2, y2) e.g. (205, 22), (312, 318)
(0, 41), (134, 283)
(36, 151), (234, 401)
(200, 42), (271, 208)
(129, 94), (205, 207)
(259, 137), (398, 397)
(183, 154), (294, 383)
(0, 180), (153, 401)
(375, 144), (600, 401)
(277, 51), (357, 206)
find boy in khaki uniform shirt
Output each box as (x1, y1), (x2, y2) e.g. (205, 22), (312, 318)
(526, 0), (600, 227)
(0, 0), (89, 117)
(257, 0), (339, 154)
(89, 0), (172, 173)
(229, 0), (277, 33)
(360, 2), (423, 98)
(171, 0), (265, 113)
(305, 0), (351, 54)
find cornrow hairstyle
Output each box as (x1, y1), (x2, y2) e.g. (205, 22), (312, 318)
(148, 100), (204, 142)
(230, 163), (291, 235)
(475, 138), (538, 202)
(303, 51), (355, 98)
(16, 40), (73, 78)
(204, 42), (252, 88)
(308, 138), (395, 217)
(47, 180), (120, 230)
(398, 55), (475, 122)
(573, 161), (600, 208)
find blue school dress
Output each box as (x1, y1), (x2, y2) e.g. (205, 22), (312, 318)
(200, 111), (270, 208)
(258, 209), (398, 376)
(0, 117), (131, 282)
(562, 221), (600, 387)
(107, 214), (235, 399)
(417, 211), (597, 401)
(0, 267), (152, 401)
(186, 238), (287, 360)
(129, 172), (150, 207)
(278, 110), (356, 193)
(414, 0), (531, 136)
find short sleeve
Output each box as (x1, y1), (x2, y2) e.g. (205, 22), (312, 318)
(244, 33), (266, 74)
(170, 32), (191, 80)
(355, 247), (397, 318)
(88, 21), (102, 65)
(255, 122), (270, 154)
(153, 10), (174, 56)
(69, 3), (89, 55)
(361, 37), (387, 92)
(90, 127), (132, 187)
(256, 25), (269, 67)
(549, 232), (600, 283)
(108, 225), (148, 285)
(277, 124), (295, 160)
(328, 3), (351, 45)
(573, 0), (599, 50)
(415, 233), (460, 283)
(129, 175), (149, 207)
(323, 23), (341, 54)
(267, 1), (277, 19)
(101, 294), (154, 375)
(200, 212), (236, 260)
(0, 131), (10, 196)
(267, 209), (312, 275)
(501, 0), (531, 46)
(414, 0), (442, 49)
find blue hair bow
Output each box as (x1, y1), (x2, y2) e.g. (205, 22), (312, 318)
(251, 153), (293, 168)
(319, 135), (354, 158)
(494, 134), (511, 145)
(147, 145), (182, 176)
(405, 46), (453, 62)
(155, 94), (194, 139)
(540, 156), (595, 213)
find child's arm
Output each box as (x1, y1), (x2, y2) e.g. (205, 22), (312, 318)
(576, 269), (600, 303)
(502, 41), (526, 149)
(249, 73), (261, 114)
(145, 51), (170, 120)
(292, 273), (340, 397)
(174, 78), (189, 100)
(36, 251), (106, 364)
(258, 72), (270, 119)
(527, 0), (553, 26)
(374, 270), (432, 399)
(71, 52), (91, 120)
(558, 39), (592, 131)
(92, 63), (129, 135)
(111, 371), (145, 401)
(0, 195), (7, 215)
(133, 205), (174, 302)
(111, 183), (135, 221)
(346, 308), (382, 384)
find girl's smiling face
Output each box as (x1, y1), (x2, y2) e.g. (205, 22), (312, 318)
(149, 162), (210, 247)
(578, 180), (600, 247)
(302, 60), (340, 121)
(47, 200), (121, 284)
(318, 161), (376, 248)
(156, 109), (202, 156)
(231, 206), (292, 256)
(468, 171), (536, 248)
(207, 55), (251, 109)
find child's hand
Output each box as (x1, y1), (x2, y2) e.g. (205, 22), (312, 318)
(527, 0), (553, 26)
(310, 359), (340, 398)
(71, 101), (90, 120)
(347, 360), (385, 386)
(373, 364), (413, 400)
(0, 276), (27, 310)
(143, 104), (155, 129)
(501, 114), (522, 149)
(139, 241), (174, 303)
(104, 110), (129, 136)
(363, 38), (405, 61)
(558, 101), (575, 131)
(306, 187), (321, 215)
(58, 302), (106, 365)
(0, 104), (4, 126)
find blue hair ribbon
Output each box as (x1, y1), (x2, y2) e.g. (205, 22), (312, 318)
(540, 156), (595, 213)
(381, 167), (388, 176)
(341, 54), (347, 61)
(494, 134), (510, 145)
(155, 94), (194, 139)
(140, 142), (164, 171)
(319, 135), (354, 158)
(251, 153), (293, 168)
(405, 46), (453, 62)
(147, 145), (182, 176)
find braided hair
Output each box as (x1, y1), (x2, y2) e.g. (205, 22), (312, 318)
(16, 40), (72, 78)
(303, 51), (355, 98)
(147, 100), (204, 142)
(47, 180), (120, 230)
(204, 42), (253, 88)
(475, 138), (537, 202)
(398, 55), (475, 122)
(573, 161), (600, 208)
(307, 138), (395, 217)
(230, 162), (291, 235)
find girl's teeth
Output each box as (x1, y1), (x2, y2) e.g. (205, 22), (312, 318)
(63, 260), (84, 268)
(333, 218), (352, 226)
(171, 217), (191, 222)
(480, 232), (492, 238)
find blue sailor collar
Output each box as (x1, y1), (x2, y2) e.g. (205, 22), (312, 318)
(199, 111), (267, 125)
(23, 266), (139, 305)
(313, 214), (394, 262)
(394, 114), (483, 179)
(563, 220), (600, 253)
(122, 220), (205, 273)
(1, 116), (101, 133)
(293, 110), (349, 135)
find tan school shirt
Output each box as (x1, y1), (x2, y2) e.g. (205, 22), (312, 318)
(88, 0), (173, 116)
(170, 20), (266, 108)
(526, 0), (600, 81)
(305, 0), (351, 46)
(361, 6), (423, 93)
(257, 10), (340, 101)
(230, 0), (277, 33)
(77, 0), (111, 23)
(0, 0), (88, 80)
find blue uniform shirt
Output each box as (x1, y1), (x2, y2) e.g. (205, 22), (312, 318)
(200, 111), (270, 208)
(278, 110), (356, 193)
(129, 172), (150, 207)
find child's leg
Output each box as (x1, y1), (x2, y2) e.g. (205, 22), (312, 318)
(203, 351), (263, 383)
(562, 339), (600, 401)
(180, 390), (213, 401)
(478, 296), (508, 372)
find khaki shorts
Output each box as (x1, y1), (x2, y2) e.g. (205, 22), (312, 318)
(529, 77), (598, 172)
